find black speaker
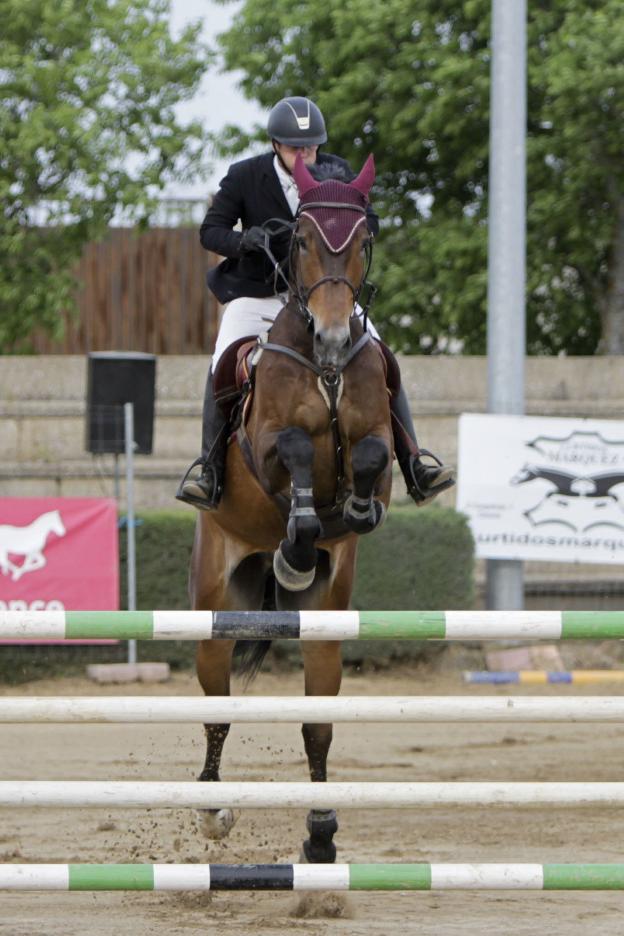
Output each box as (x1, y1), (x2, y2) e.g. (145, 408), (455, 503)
(86, 352), (156, 455)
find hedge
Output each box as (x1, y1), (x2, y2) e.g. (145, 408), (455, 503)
(0, 505), (474, 682)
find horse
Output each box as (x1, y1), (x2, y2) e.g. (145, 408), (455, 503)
(190, 153), (393, 863)
(0, 510), (66, 582)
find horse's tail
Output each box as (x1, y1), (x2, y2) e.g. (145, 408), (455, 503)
(233, 640), (272, 686)
(232, 571), (276, 685)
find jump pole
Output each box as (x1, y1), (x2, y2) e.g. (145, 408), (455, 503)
(2, 610), (624, 641)
(2, 863), (624, 891)
(465, 671), (624, 686)
(5, 695), (624, 723)
(3, 781), (624, 809)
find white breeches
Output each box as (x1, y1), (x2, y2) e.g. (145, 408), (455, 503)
(211, 296), (381, 370)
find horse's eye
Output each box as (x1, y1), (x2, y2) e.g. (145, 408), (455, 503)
(296, 235), (308, 252)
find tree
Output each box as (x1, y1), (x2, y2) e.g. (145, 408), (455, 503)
(0, 0), (210, 352)
(215, 0), (623, 354)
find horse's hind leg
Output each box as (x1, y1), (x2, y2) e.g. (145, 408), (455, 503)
(300, 639), (342, 863)
(196, 638), (237, 838)
(192, 525), (272, 839)
(272, 427), (322, 592)
(343, 434), (389, 534)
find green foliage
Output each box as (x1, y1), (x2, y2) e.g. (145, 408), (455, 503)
(120, 511), (195, 611)
(0, 505), (474, 682)
(345, 504), (475, 665)
(119, 506), (475, 614)
(0, 0), (211, 352)
(122, 505), (474, 670)
(353, 505), (474, 611)
(215, 0), (624, 354)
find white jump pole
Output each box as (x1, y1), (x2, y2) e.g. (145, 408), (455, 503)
(3, 695), (624, 723)
(2, 781), (624, 809)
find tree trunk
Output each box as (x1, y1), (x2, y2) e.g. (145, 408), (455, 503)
(598, 193), (624, 354)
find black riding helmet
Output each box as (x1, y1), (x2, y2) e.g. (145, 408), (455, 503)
(267, 96), (328, 147)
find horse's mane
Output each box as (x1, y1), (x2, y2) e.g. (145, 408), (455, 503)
(308, 161), (354, 183)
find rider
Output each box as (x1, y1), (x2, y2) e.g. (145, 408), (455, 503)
(176, 96), (454, 510)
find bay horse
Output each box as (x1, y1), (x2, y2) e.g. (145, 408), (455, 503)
(190, 154), (392, 863)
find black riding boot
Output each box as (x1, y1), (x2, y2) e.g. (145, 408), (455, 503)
(175, 371), (229, 510)
(391, 385), (455, 506)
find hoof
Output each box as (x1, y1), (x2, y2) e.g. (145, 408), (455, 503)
(300, 808), (338, 863)
(343, 496), (386, 534)
(301, 838), (337, 863)
(273, 546), (316, 592)
(198, 808), (237, 840)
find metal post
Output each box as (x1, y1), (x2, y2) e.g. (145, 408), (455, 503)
(113, 453), (121, 502)
(124, 403), (137, 665)
(486, 0), (527, 610)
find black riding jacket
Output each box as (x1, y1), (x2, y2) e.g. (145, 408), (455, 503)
(200, 151), (379, 304)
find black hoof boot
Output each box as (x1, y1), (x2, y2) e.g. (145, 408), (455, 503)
(343, 494), (386, 534)
(302, 809), (338, 863)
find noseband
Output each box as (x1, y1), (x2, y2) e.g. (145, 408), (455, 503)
(291, 201), (374, 328)
(259, 205), (377, 329)
(289, 202), (376, 331)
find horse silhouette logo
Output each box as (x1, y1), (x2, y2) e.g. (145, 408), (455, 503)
(511, 464), (624, 532)
(0, 510), (67, 582)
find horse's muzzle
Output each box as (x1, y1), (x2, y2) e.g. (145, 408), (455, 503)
(313, 326), (352, 368)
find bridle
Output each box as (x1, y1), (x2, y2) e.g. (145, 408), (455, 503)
(251, 202), (379, 506)
(292, 201), (375, 326)
(258, 205), (377, 330)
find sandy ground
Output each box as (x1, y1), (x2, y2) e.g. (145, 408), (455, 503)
(1, 664), (624, 935)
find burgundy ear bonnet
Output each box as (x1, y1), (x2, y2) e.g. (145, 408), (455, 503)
(293, 154), (375, 253)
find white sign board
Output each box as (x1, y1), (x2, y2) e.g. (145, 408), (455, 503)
(457, 414), (624, 564)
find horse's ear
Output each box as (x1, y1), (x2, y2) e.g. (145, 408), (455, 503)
(351, 154), (375, 197)
(293, 153), (320, 197)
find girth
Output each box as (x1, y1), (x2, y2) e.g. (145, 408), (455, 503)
(235, 331), (373, 533)
(261, 331), (371, 496)
(236, 429), (350, 542)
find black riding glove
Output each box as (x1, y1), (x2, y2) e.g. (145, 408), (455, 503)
(239, 226), (267, 254)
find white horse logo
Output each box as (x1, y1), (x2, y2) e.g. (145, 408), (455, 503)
(0, 510), (67, 582)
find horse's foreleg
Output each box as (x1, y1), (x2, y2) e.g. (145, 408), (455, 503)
(343, 434), (389, 534)
(273, 427), (321, 592)
(196, 638), (237, 838)
(300, 640), (342, 863)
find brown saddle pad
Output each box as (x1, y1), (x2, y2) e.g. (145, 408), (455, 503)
(212, 336), (258, 417)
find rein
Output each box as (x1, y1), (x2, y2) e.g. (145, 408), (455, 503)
(248, 199), (379, 511)
(261, 332), (372, 496)
(293, 202), (373, 328)
(258, 207), (377, 329)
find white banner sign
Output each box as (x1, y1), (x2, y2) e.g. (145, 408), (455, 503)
(457, 414), (624, 564)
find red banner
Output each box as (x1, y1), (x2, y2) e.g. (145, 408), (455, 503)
(0, 498), (119, 619)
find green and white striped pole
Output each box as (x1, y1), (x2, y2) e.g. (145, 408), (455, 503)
(3, 863), (624, 891)
(2, 610), (624, 641)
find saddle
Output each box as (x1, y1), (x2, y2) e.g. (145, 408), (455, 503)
(212, 335), (259, 424)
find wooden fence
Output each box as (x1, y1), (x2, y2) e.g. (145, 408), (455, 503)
(32, 227), (221, 355)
